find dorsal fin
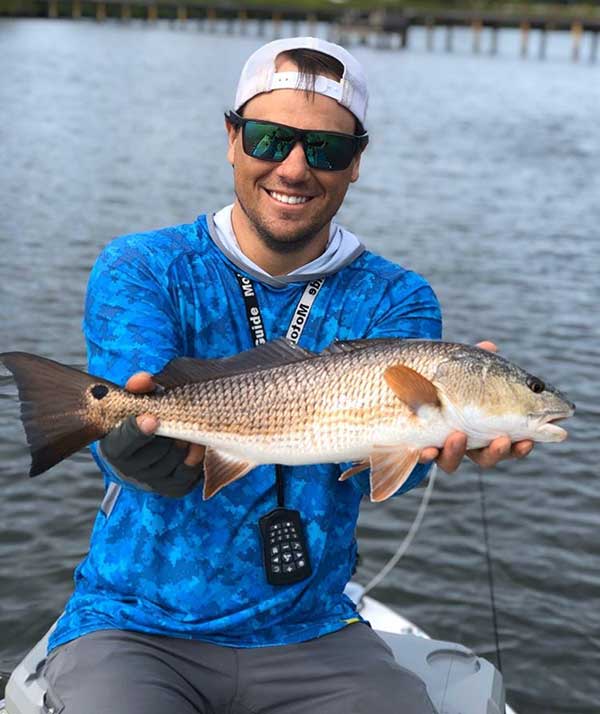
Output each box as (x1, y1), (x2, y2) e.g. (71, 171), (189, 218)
(154, 339), (317, 389)
(322, 339), (389, 355)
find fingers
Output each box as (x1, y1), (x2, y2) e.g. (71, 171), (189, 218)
(101, 414), (156, 461)
(136, 413), (159, 436)
(467, 436), (533, 468)
(435, 432), (468, 473)
(184, 443), (206, 467)
(421, 431), (535, 474)
(418, 447), (439, 464)
(169, 440), (205, 465)
(476, 341), (498, 353)
(123, 370), (204, 462)
(467, 436), (511, 468)
(125, 371), (156, 393)
(511, 440), (534, 459)
(125, 372), (159, 434)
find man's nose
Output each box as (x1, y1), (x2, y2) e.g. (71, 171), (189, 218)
(274, 141), (311, 181)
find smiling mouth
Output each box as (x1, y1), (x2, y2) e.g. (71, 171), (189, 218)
(266, 190), (313, 206)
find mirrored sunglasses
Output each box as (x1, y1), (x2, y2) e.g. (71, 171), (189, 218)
(226, 111), (368, 172)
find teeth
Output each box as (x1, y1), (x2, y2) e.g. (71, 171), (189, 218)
(269, 191), (310, 205)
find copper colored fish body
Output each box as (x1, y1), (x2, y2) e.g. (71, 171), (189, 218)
(0, 339), (575, 501)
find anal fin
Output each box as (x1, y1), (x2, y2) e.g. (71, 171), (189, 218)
(369, 445), (421, 502)
(339, 460), (369, 482)
(203, 447), (256, 500)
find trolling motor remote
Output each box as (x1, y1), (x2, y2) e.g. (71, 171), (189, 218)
(259, 508), (311, 585)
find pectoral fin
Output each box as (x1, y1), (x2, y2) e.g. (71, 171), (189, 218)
(383, 364), (441, 413)
(202, 448), (256, 500)
(369, 445), (421, 502)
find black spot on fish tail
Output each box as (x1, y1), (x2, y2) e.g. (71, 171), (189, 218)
(91, 384), (109, 399)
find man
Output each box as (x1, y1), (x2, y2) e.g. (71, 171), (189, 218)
(41, 37), (532, 714)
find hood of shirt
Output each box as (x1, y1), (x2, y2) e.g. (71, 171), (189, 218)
(209, 204), (365, 288)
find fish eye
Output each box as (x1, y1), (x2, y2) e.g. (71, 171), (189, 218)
(526, 376), (545, 394)
(90, 384), (109, 400)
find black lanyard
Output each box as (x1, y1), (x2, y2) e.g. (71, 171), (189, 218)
(234, 272), (324, 506)
(235, 273), (324, 585)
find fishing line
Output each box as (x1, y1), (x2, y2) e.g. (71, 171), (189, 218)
(477, 467), (503, 675)
(360, 464), (437, 599)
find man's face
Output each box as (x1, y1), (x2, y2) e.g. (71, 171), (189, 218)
(226, 63), (362, 255)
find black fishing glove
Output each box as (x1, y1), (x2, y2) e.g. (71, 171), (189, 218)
(99, 415), (203, 498)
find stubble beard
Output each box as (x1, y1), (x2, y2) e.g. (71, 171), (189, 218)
(236, 191), (333, 255)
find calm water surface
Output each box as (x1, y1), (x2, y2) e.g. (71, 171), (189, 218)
(0, 19), (599, 713)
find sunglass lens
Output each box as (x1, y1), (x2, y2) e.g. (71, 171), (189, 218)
(304, 132), (356, 171)
(243, 121), (295, 162)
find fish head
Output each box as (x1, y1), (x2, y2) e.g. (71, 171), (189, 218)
(504, 371), (575, 442)
(432, 346), (575, 444)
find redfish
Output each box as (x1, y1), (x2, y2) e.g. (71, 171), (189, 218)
(0, 339), (574, 501)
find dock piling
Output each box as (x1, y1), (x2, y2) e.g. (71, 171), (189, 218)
(400, 24), (409, 49)
(490, 24), (498, 55)
(272, 11), (281, 39)
(539, 25), (548, 59)
(206, 6), (215, 32)
(571, 21), (583, 62)
(425, 17), (434, 51)
(472, 19), (482, 54)
(520, 20), (530, 58)
(444, 24), (453, 52)
(238, 9), (247, 35)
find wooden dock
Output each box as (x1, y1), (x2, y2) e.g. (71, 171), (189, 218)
(4, 2), (600, 63)
(340, 8), (600, 62)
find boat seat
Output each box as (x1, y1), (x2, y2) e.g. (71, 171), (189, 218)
(2, 626), (505, 714)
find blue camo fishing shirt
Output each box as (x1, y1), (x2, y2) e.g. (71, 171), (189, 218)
(48, 214), (442, 652)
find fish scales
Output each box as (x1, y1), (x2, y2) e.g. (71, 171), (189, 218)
(153, 342), (472, 462)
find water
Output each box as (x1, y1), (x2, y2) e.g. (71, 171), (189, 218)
(1, 19), (599, 713)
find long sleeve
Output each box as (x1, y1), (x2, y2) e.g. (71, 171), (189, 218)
(82, 234), (184, 482)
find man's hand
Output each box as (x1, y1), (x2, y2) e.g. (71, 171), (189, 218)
(99, 371), (205, 497)
(125, 372), (205, 467)
(418, 341), (534, 472)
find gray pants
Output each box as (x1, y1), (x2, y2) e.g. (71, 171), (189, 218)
(42, 624), (437, 714)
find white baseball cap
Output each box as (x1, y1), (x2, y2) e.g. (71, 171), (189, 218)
(234, 37), (369, 128)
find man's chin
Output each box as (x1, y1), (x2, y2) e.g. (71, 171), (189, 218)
(236, 195), (330, 255)
(253, 219), (327, 255)
(256, 230), (316, 255)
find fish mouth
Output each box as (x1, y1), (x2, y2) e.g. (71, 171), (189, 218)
(531, 410), (574, 443)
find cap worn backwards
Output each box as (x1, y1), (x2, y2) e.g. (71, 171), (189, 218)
(234, 37), (369, 127)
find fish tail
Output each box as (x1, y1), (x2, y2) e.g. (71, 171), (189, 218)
(1, 351), (113, 476)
